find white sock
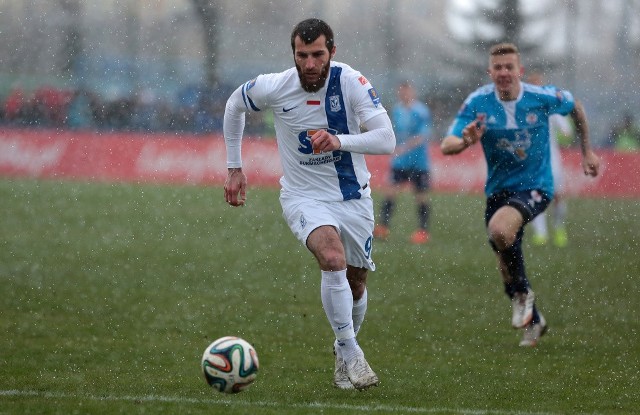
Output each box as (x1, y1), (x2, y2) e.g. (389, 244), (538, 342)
(352, 288), (368, 337)
(320, 269), (355, 340)
(554, 200), (568, 229)
(336, 337), (362, 362)
(531, 212), (548, 238)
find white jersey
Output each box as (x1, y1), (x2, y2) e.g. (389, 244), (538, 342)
(235, 61), (388, 202)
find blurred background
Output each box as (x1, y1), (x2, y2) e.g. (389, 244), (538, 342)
(1, 0), (639, 148)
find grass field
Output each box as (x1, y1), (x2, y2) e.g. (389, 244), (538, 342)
(1, 178), (638, 415)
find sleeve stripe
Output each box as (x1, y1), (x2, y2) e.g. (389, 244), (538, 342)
(241, 82), (261, 112)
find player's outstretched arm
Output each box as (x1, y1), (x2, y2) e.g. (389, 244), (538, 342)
(441, 119), (485, 155)
(570, 99), (600, 177)
(441, 135), (469, 155)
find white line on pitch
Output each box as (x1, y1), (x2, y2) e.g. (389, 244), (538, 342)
(0, 389), (590, 415)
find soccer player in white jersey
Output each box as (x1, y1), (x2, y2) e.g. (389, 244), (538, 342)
(527, 71), (573, 248)
(441, 43), (599, 347)
(223, 18), (395, 389)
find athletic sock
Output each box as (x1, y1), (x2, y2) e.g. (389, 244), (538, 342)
(320, 269), (355, 340)
(418, 202), (430, 230)
(336, 337), (363, 362)
(500, 242), (531, 296)
(531, 212), (549, 239)
(554, 200), (568, 229)
(380, 199), (394, 227)
(352, 288), (368, 336)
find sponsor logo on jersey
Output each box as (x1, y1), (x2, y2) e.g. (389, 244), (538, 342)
(368, 88), (380, 107)
(298, 128), (339, 155)
(307, 100), (321, 105)
(358, 76), (369, 85)
(496, 129), (532, 160)
(283, 105), (297, 112)
(526, 113), (538, 124)
(329, 95), (341, 112)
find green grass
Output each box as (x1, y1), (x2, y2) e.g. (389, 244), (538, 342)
(1, 178), (638, 415)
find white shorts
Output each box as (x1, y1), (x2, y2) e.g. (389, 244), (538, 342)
(280, 193), (376, 271)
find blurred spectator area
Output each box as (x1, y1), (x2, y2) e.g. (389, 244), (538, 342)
(0, 83), (272, 136)
(0, 1), (637, 145)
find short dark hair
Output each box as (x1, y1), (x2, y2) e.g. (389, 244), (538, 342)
(290, 18), (334, 53)
(489, 42), (520, 57)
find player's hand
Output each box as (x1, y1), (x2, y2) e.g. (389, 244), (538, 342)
(224, 168), (247, 207)
(310, 129), (341, 153)
(461, 119), (485, 147)
(582, 149), (600, 177)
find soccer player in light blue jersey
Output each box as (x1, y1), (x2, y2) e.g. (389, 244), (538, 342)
(374, 81), (433, 244)
(441, 43), (600, 347)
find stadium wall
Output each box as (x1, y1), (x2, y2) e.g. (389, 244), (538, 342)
(1, 129), (637, 198)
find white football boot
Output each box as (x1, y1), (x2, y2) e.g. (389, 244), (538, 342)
(333, 345), (354, 389)
(345, 354), (379, 390)
(520, 312), (548, 347)
(511, 289), (535, 328)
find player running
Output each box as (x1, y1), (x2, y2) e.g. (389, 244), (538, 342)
(223, 18), (395, 389)
(441, 43), (599, 347)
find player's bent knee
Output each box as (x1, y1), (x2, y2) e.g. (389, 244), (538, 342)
(487, 227), (515, 251)
(317, 250), (347, 272)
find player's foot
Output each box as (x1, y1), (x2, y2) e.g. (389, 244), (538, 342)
(519, 313), (548, 347)
(373, 224), (390, 241)
(532, 234), (548, 246)
(410, 229), (430, 244)
(345, 354), (379, 390)
(333, 346), (354, 390)
(511, 289), (535, 328)
(553, 227), (568, 248)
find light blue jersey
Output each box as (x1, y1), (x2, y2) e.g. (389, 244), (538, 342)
(391, 101), (432, 171)
(447, 82), (575, 198)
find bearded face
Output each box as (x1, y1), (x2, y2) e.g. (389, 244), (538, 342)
(293, 35), (334, 93)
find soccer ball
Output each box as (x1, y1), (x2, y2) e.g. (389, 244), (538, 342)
(201, 336), (259, 394)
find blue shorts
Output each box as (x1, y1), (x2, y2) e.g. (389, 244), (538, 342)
(484, 189), (552, 226)
(390, 167), (430, 191)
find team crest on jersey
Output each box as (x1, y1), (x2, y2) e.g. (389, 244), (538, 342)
(526, 113), (538, 124)
(329, 95), (342, 112)
(368, 88), (380, 107)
